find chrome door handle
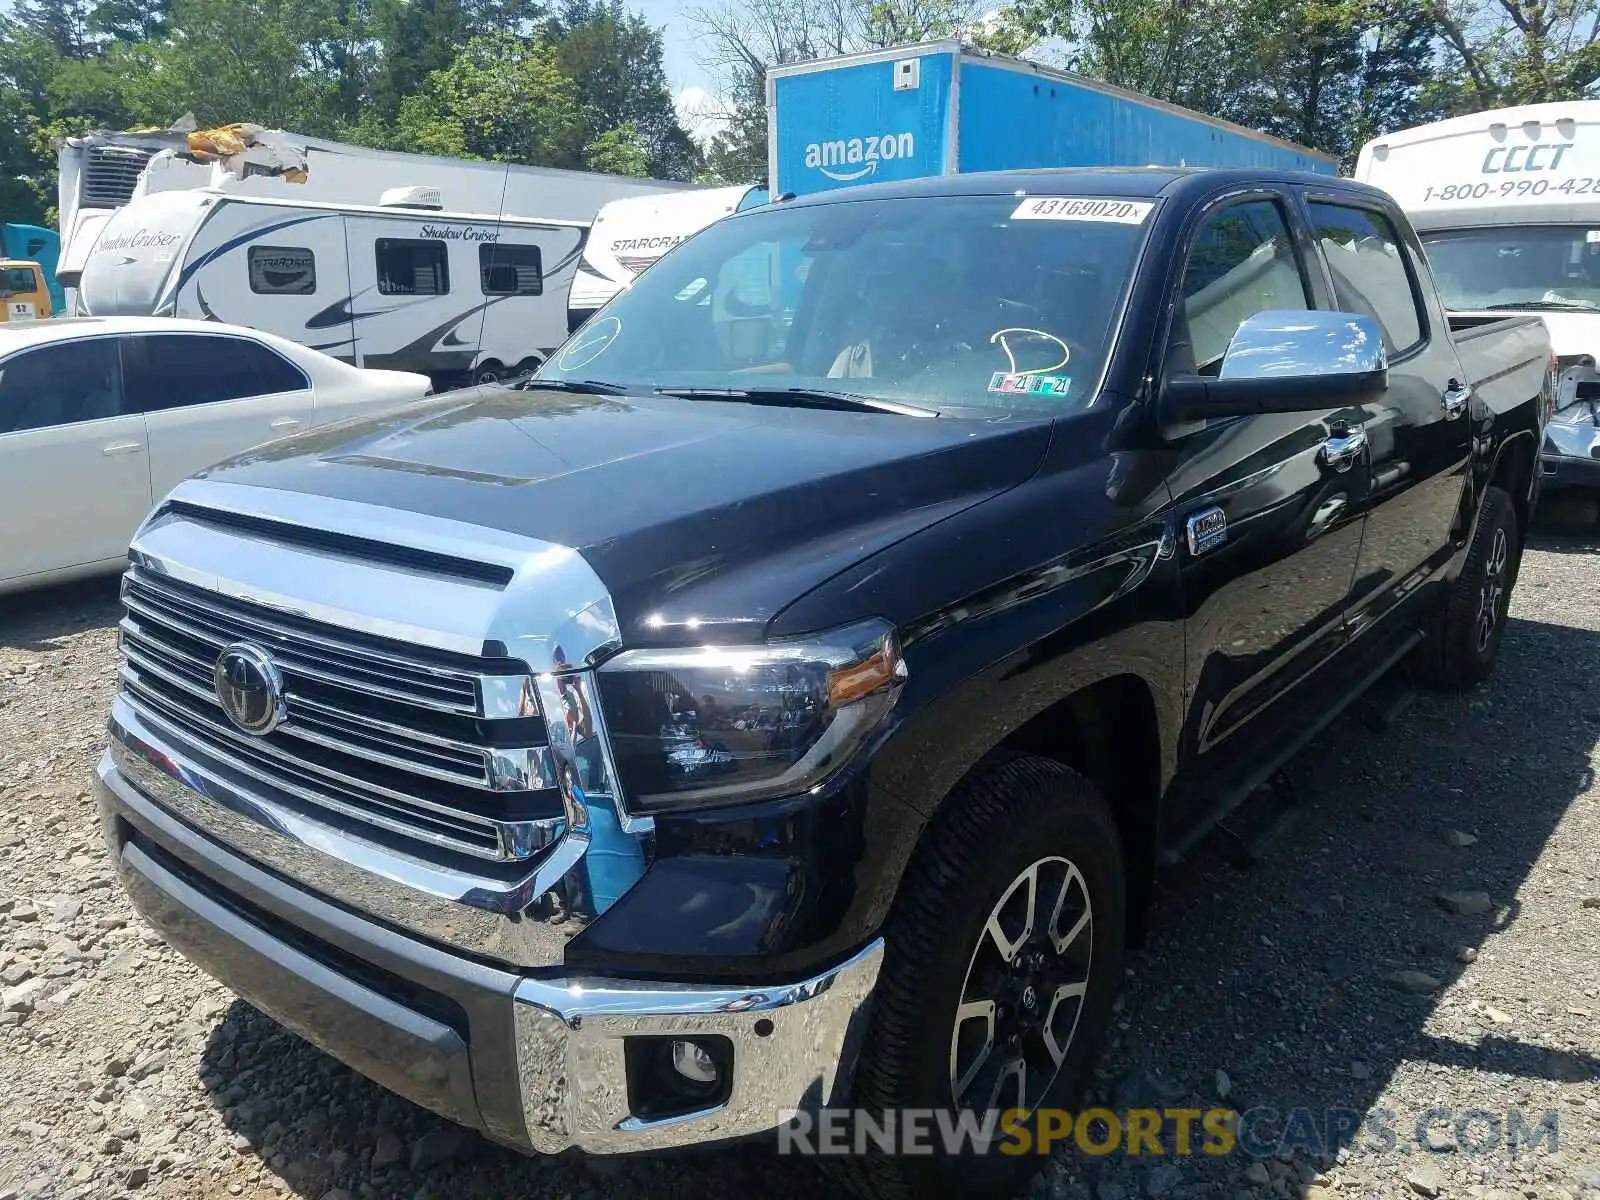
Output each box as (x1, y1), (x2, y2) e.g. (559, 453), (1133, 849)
(269, 417), (303, 430)
(1443, 383), (1472, 418)
(1320, 427), (1367, 473)
(101, 441), (144, 456)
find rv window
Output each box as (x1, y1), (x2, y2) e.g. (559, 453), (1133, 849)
(1307, 203), (1425, 354)
(126, 334), (309, 410)
(376, 239), (449, 296)
(480, 244), (542, 295)
(248, 246), (317, 296)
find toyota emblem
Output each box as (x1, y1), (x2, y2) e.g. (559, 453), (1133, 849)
(213, 642), (285, 736)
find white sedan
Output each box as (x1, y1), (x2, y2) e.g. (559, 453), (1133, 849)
(0, 316), (430, 596)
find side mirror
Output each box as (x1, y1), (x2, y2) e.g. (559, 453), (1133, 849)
(1160, 310), (1389, 424)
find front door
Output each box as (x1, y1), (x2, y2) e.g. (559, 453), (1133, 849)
(0, 336), (151, 585)
(1161, 193), (1372, 803)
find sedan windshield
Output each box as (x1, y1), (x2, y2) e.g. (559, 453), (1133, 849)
(1420, 225), (1600, 311)
(539, 193), (1154, 414)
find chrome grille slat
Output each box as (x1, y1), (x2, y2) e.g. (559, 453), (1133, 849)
(124, 573), (484, 714)
(119, 678), (507, 858)
(119, 615), (497, 789)
(117, 662), (510, 835)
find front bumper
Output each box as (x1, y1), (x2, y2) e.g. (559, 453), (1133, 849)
(1542, 418), (1600, 490)
(96, 744), (884, 1156)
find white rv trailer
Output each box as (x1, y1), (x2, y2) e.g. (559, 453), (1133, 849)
(1356, 102), (1600, 492)
(77, 187), (588, 387)
(567, 184), (768, 332)
(56, 127), (698, 312)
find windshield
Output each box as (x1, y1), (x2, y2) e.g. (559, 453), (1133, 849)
(1420, 225), (1600, 311)
(0, 268), (37, 295)
(539, 193), (1154, 414)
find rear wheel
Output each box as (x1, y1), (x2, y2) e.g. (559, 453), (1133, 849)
(1410, 485), (1520, 690)
(828, 753), (1125, 1200)
(473, 360), (505, 386)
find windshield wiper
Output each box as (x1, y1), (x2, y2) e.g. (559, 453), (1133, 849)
(514, 377), (633, 396)
(1478, 299), (1600, 312)
(653, 386), (937, 418)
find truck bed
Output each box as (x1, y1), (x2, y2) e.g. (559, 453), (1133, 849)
(1448, 312), (1551, 420)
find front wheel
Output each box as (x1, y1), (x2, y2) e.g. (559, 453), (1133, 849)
(829, 753), (1125, 1200)
(1410, 485), (1521, 690)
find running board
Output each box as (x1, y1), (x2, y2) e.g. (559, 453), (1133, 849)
(1158, 629), (1423, 867)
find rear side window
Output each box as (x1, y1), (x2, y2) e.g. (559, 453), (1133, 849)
(127, 334), (308, 411)
(480, 244), (543, 295)
(248, 246), (317, 296)
(376, 239), (449, 296)
(0, 339), (126, 434)
(1171, 199), (1311, 375)
(1307, 203), (1425, 353)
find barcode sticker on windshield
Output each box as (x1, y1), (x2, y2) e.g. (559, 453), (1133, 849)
(1011, 197), (1154, 224)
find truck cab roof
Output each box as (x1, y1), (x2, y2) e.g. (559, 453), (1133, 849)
(777, 165), (1398, 208)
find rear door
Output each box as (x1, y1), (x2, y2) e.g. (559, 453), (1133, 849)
(1162, 190), (1371, 808)
(0, 336), (151, 585)
(124, 332), (315, 500)
(1303, 196), (1473, 637)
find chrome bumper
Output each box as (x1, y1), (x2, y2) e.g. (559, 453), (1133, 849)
(97, 726), (884, 1155)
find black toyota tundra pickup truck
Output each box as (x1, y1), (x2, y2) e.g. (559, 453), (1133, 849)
(97, 168), (1552, 1198)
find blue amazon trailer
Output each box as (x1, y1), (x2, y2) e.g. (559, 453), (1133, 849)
(767, 41), (1337, 197)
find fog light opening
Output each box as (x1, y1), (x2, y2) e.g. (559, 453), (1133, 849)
(624, 1034), (734, 1121)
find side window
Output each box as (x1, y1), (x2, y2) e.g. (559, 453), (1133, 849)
(376, 239), (449, 296)
(1172, 199), (1311, 376)
(1307, 202), (1425, 353)
(0, 339), (126, 434)
(248, 246), (317, 296)
(480, 244), (543, 296)
(129, 335), (308, 411)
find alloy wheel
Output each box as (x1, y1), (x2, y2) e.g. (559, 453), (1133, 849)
(948, 855), (1093, 1114)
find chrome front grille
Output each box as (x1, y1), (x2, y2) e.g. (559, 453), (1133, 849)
(115, 567), (563, 863)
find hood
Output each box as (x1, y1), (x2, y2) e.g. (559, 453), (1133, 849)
(195, 386), (1053, 643)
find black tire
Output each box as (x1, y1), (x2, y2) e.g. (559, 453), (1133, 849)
(1410, 485), (1520, 690)
(474, 360), (505, 386)
(513, 356), (543, 379)
(826, 752), (1125, 1200)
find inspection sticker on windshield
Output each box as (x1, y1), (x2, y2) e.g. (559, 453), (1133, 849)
(989, 371), (1071, 397)
(1011, 197), (1153, 224)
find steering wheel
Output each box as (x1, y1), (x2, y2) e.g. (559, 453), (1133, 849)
(901, 323), (1081, 396)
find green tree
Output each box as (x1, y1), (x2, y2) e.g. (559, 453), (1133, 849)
(1425, 0), (1600, 110)
(396, 31), (584, 162)
(545, 0), (702, 178)
(585, 119), (650, 174)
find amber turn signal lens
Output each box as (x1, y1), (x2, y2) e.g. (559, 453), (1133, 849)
(826, 640), (901, 706)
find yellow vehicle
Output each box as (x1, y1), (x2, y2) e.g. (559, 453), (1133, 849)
(0, 260), (51, 322)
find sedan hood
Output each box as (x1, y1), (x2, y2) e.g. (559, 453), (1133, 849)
(195, 386), (1053, 642)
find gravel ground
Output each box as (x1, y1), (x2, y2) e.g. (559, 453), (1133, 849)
(0, 530), (1597, 1200)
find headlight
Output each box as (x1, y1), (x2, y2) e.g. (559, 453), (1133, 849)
(595, 618), (906, 815)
